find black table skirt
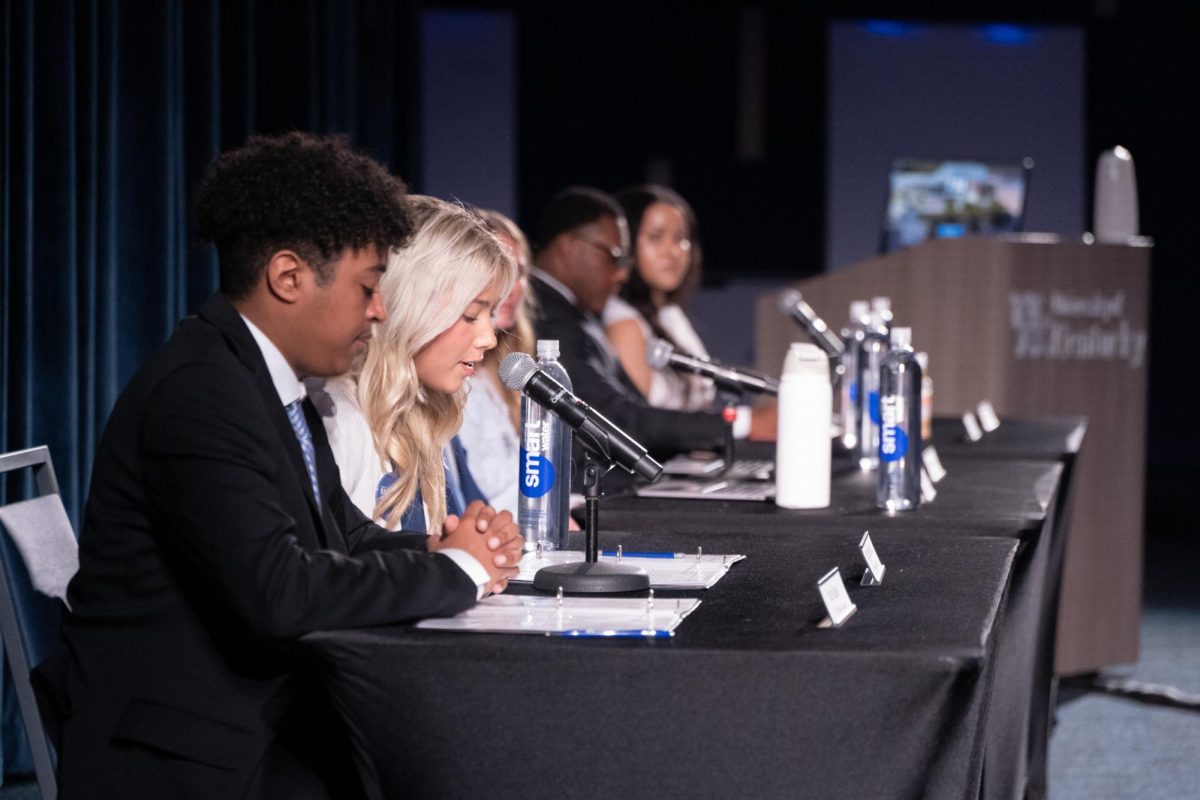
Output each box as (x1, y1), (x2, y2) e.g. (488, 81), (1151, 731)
(595, 458), (1064, 800)
(305, 530), (1018, 800)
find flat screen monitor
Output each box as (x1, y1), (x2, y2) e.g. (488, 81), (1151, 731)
(880, 157), (1033, 253)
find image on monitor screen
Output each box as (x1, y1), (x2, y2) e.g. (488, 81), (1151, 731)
(880, 157), (1033, 253)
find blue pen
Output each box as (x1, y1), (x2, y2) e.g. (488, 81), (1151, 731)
(599, 550), (682, 559)
(549, 628), (674, 639)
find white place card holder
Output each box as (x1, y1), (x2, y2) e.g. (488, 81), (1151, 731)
(962, 411), (984, 442)
(921, 468), (938, 504)
(977, 400), (1001, 432)
(859, 531), (886, 586)
(922, 444), (947, 483)
(817, 567), (857, 628)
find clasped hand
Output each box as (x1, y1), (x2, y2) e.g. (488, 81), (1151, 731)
(432, 500), (524, 595)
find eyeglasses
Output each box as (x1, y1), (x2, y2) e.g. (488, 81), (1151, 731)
(572, 233), (632, 270)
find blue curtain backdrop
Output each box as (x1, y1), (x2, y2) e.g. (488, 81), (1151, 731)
(0, 0), (417, 778)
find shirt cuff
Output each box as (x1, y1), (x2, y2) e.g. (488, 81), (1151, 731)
(437, 548), (490, 600)
(732, 406), (752, 440)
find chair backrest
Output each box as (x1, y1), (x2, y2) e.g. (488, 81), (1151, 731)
(0, 445), (71, 800)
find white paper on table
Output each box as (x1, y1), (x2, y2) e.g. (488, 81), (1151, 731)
(512, 550), (746, 589)
(415, 594), (702, 636)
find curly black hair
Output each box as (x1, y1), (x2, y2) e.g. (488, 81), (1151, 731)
(195, 132), (411, 299)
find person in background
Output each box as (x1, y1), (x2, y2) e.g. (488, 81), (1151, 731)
(529, 186), (774, 477)
(603, 184), (716, 411)
(310, 197), (517, 533)
(36, 134), (522, 800)
(457, 209), (536, 515)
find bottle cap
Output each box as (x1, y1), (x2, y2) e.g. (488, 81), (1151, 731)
(871, 296), (892, 312)
(536, 339), (560, 359)
(849, 300), (869, 321)
(781, 342), (827, 378)
(890, 327), (912, 349)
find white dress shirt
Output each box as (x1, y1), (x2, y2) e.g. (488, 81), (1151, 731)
(239, 315), (489, 595)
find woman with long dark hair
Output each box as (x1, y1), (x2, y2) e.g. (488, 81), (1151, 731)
(603, 184), (715, 410)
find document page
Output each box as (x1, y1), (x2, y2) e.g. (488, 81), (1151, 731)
(512, 550), (746, 589)
(415, 594), (701, 637)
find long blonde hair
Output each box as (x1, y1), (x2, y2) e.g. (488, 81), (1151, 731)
(477, 209), (537, 431)
(354, 197), (516, 530)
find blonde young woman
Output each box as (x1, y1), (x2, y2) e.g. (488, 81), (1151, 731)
(309, 197), (517, 532)
(457, 209), (536, 514)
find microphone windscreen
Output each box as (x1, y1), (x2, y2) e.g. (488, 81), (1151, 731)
(499, 352), (538, 391)
(645, 337), (673, 370)
(778, 288), (802, 313)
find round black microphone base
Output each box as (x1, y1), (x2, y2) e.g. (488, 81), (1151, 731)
(532, 561), (650, 594)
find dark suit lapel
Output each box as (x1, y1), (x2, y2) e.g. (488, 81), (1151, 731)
(531, 277), (646, 400)
(196, 294), (333, 547)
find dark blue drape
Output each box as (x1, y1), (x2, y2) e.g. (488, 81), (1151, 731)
(0, 0), (417, 777)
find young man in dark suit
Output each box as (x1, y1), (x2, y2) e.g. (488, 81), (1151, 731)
(529, 187), (773, 469)
(36, 133), (523, 799)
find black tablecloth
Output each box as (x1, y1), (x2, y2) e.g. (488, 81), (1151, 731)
(929, 415), (1086, 461)
(924, 418), (1084, 800)
(305, 529), (1017, 800)
(597, 458), (1064, 800)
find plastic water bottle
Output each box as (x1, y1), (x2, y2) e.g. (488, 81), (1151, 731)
(839, 300), (869, 451)
(775, 343), (831, 509)
(877, 327), (923, 511)
(871, 296), (894, 336)
(916, 351), (933, 444)
(856, 310), (889, 470)
(518, 341), (573, 550)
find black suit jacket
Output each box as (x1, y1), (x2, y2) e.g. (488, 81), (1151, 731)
(39, 294), (476, 799)
(530, 275), (726, 463)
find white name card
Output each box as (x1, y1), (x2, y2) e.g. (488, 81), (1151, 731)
(921, 468), (938, 504)
(817, 567), (857, 627)
(922, 444), (947, 483)
(977, 400), (1001, 432)
(859, 531), (886, 586)
(962, 411), (984, 442)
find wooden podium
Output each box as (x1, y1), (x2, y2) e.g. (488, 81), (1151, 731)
(755, 235), (1151, 675)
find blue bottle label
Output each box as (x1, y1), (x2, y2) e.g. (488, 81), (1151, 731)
(519, 447), (556, 498)
(879, 396), (909, 462)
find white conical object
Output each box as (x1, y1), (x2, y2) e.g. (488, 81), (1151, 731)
(1093, 146), (1138, 244)
(775, 343), (831, 509)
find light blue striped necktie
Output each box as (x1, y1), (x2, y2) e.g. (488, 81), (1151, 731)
(285, 399), (321, 510)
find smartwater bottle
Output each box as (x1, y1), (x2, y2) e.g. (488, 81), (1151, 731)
(916, 351), (933, 444)
(839, 300), (869, 451)
(871, 296), (894, 336)
(856, 310), (889, 471)
(518, 340), (573, 550)
(877, 327), (923, 511)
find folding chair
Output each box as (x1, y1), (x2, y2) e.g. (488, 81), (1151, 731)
(0, 445), (79, 800)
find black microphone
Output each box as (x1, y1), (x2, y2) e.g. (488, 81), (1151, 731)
(778, 288), (845, 358)
(499, 353), (663, 482)
(645, 338), (780, 397)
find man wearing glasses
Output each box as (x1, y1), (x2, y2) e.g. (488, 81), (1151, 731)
(529, 186), (730, 474)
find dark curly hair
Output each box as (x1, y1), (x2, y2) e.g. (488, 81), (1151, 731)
(195, 132), (411, 299)
(614, 184), (702, 350)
